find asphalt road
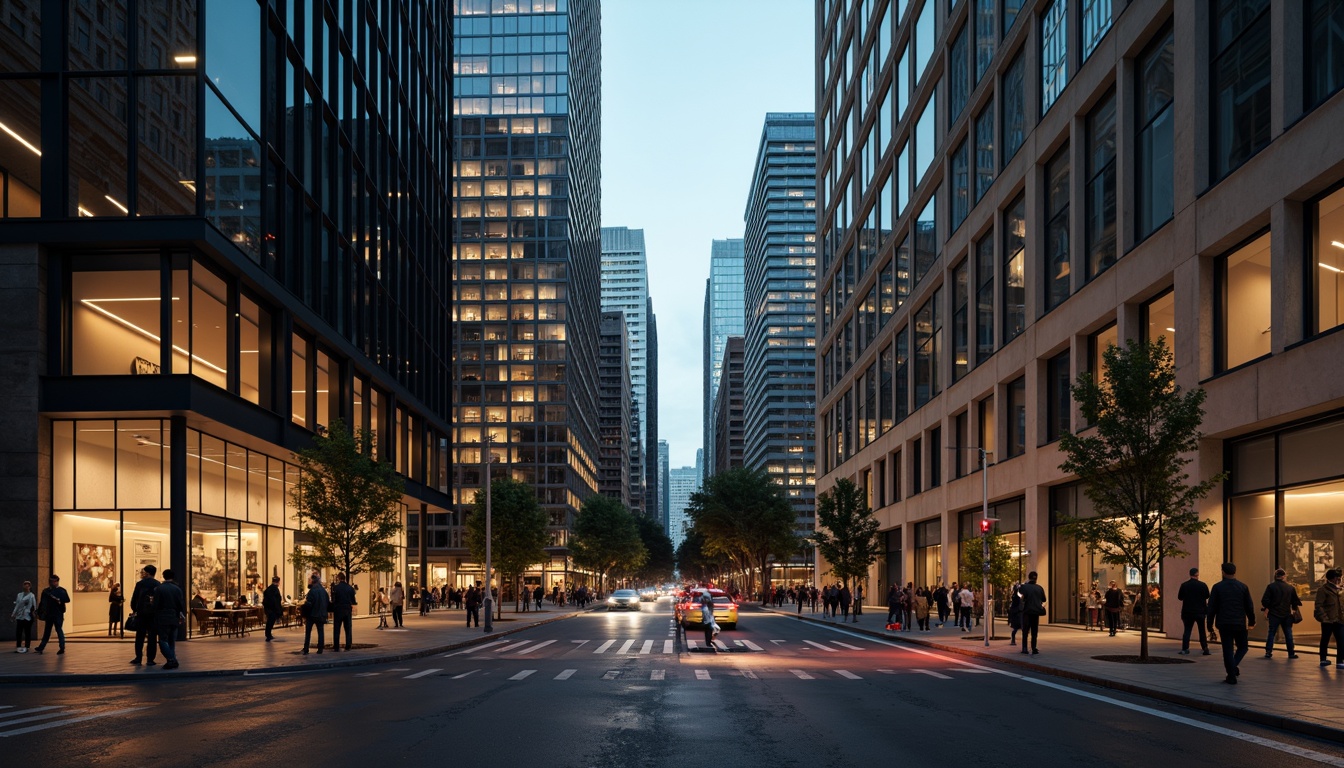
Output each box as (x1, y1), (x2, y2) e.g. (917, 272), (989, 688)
(4, 597), (1344, 767)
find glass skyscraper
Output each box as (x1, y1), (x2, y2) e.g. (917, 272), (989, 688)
(702, 238), (744, 476)
(451, 0), (602, 586)
(600, 225), (652, 512)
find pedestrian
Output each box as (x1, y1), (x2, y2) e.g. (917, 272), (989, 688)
(886, 584), (900, 627)
(465, 583), (481, 627)
(1104, 580), (1125, 636)
(797, 585), (805, 615)
(699, 590), (718, 650)
(1017, 571), (1046, 655)
(914, 587), (930, 631)
(108, 583), (125, 637)
(839, 584), (853, 621)
(33, 574), (71, 655)
(389, 581), (405, 628)
(263, 576), (283, 640)
(1007, 582), (1023, 646)
(152, 569), (185, 670)
(933, 584), (949, 627)
(533, 585), (543, 611)
(10, 580), (36, 653)
(375, 587), (390, 629)
(1086, 588), (1103, 631)
(903, 582), (915, 631)
(1260, 568), (1302, 659)
(958, 585), (975, 632)
(809, 585), (818, 613)
(301, 573), (329, 655)
(128, 565), (159, 665)
(1314, 568), (1344, 668)
(1206, 562), (1257, 685)
(854, 584), (863, 617)
(331, 572), (356, 652)
(1177, 567), (1210, 655)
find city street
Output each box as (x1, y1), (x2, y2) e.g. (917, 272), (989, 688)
(3, 599), (1343, 767)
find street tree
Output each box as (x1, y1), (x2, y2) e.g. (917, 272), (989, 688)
(467, 477), (550, 615)
(813, 478), (882, 590)
(570, 494), (646, 595)
(958, 530), (1017, 601)
(289, 418), (405, 584)
(687, 467), (799, 603)
(1056, 337), (1223, 660)
(676, 526), (730, 585)
(633, 513), (676, 585)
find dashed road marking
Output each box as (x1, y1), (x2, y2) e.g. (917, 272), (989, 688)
(790, 669), (814, 680)
(508, 670), (536, 681)
(404, 668), (440, 679)
(831, 641), (864, 650)
(803, 640), (838, 652)
(602, 670), (621, 680)
(651, 669), (665, 681)
(834, 670), (862, 679)
(554, 669), (577, 680)
(514, 640), (556, 655)
(912, 669), (953, 679)
(451, 670), (479, 679)
(695, 669), (711, 680)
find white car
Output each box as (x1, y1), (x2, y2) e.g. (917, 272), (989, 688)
(607, 589), (641, 611)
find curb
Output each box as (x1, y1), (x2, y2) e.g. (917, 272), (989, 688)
(0, 609), (591, 686)
(763, 606), (1344, 747)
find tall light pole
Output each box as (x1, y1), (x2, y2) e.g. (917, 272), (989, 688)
(482, 436), (496, 634)
(950, 446), (995, 647)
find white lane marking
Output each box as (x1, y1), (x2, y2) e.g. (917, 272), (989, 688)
(444, 640), (508, 657)
(712, 640), (730, 651)
(770, 640), (787, 644)
(651, 669), (666, 681)
(570, 640), (590, 649)
(640, 640), (654, 655)
(354, 672), (381, 677)
(741, 640), (765, 651)
(389, 668), (412, 672)
(0, 709), (71, 727)
(741, 669), (759, 679)
(810, 621), (1344, 767)
(515, 640), (556, 655)
(790, 669), (815, 680)
(834, 670), (863, 679)
(804, 640), (838, 652)
(912, 669), (953, 679)
(877, 669), (897, 674)
(695, 669), (711, 680)
(508, 670), (536, 681)
(0, 707), (152, 738)
(404, 668), (441, 679)
(495, 641), (533, 653)
(663, 640), (674, 654)
(831, 641), (864, 650)
(451, 670), (479, 679)
(617, 639), (636, 655)
(952, 669), (992, 674)
(554, 669), (577, 680)
(602, 670), (621, 680)
(0, 707), (10, 710)
(0, 707), (61, 720)
(593, 640), (616, 654)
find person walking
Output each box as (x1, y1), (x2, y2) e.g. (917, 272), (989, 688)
(152, 569), (185, 670)
(262, 576), (283, 641)
(854, 584), (864, 618)
(902, 583), (915, 632)
(465, 583), (481, 628)
(10, 580), (37, 653)
(699, 590), (718, 650)
(1207, 562), (1257, 685)
(128, 565), (160, 665)
(375, 587), (390, 629)
(1007, 582), (1023, 646)
(1104, 580), (1125, 636)
(886, 584), (901, 627)
(1086, 588), (1103, 631)
(933, 584), (949, 627)
(33, 574), (71, 655)
(1017, 572), (1047, 655)
(389, 581), (405, 628)
(839, 584), (853, 622)
(958, 585), (975, 632)
(301, 573), (329, 655)
(108, 583), (125, 637)
(1177, 567), (1211, 655)
(914, 588), (930, 631)
(1260, 568), (1302, 660)
(331, 572), (356, 652)
(1314, 568), (1344, 668)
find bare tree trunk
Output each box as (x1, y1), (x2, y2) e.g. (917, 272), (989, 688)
(1139, 539), (1149, 661)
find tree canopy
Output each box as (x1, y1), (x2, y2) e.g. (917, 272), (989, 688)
(289, 418), (405, 580)
(675, 526), (730, 585)
(570, 494), (646, 594)
(1056, 337), (1222, 659)
(633, 513), (676, 584)
(467, 476), (550, 613)
(687, 467), (799, 602)
(813, 478), (881, 589)
(958, 530), (1018, 599)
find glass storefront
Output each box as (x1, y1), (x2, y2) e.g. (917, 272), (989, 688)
(914, 519), (942, 588)
(1051, 483), (1163, 630)
(958, 498), (1025, 615)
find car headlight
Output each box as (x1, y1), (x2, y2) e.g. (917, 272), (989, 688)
(606, 598), (615, 604)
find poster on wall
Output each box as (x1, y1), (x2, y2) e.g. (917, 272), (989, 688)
(1314, 541), (1336, 583)
(217, 549), (240, 599)
(73, 543), (116, 592)
(131, 540), (160, 573)
(245, 551), (260, 596)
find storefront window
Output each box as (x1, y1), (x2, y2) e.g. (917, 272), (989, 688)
(915, 518), (942, 587)
(1312, 186), (1344, 335)
(239, 294), (269, 406)
(1219, 233), (1272, 371)
(72, 268), (162, 375)
(1050, 484), (1160, 628)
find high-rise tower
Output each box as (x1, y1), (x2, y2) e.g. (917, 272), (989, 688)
(702, 238), (745, 476)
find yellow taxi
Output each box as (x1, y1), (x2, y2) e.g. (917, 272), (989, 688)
(675, 588), (738, 631)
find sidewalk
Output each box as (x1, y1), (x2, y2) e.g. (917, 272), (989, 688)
(767, 604), (1344, 746)
(0, 604), (590, 684)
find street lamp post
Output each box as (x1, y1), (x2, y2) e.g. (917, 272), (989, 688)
(950, 446), (995, 647)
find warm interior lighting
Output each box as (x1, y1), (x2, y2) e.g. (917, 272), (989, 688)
(79, 297), (226, 375)
(104, 195), (129, 214)
(173, 54), (197, 65)
(1321, 262), (1344, 274)
(77, 206), (94, 217)
(0, 120), (41, 156)
(180, 180), (197, 193)
(1165, 327), (1176, 333)
(1331, 241), (1344, 250)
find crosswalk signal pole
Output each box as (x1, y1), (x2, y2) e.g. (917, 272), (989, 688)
(979, 448), (997, 648)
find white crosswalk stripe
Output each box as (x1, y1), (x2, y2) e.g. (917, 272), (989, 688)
(831, 641), (864, 650)
(0, 705), (152, 738)
(593, 639), (616, 654)
(834, 670), (862, 679)
(617, 639), (636, 655)
(695, 669), (711, 680)
(663, 639), (674, 654)
(912, 669), (952, 679)
(495, 641), (533, 653)
(639, 640), (654, 655)
(790, 669), (814, 680)
(554, 669), (577, 680)
(651, 669), (665, 681)
(509, 670), (537, 680)
(514, 640), (556, 655)
(451, 670), (479, 679)
(404, 669), (440, 679)
(803, 640), (838, 652)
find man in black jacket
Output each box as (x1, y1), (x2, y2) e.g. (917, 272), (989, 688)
(1177, 567), (1210, 655)
(331, 572), (356, 652)
(1017, 571), (1047, 655)
(152, 569), (186, 670)
(262, 576), (283, 641)
(1261, 568), (1302, 659)
(33, 575), (71, 654)
(128, 565), (160, 665)
(1207, 562), (1257, 684)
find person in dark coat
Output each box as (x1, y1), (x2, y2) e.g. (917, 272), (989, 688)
(886, 584), (901, 626)
(152, 569), (186, 670)
(1017, 572), (1047, 654)
(465, 583), (481, 627)
(1007, 582), (1024, 646)
(108, 583), (125, 637)
(301, 573), (330, 655)
(1103, 581), (1125, 636)
(1177, 567), (1211, 655)
(262, 576), (283, 641)
(1207, 562), (1257, 684)
(838, 585), (853, 621)
(1260, 568), (1302, 659)
(34, 574), (71, 655)
(129, 565), (159, 665)
(331, 572), (356, 652)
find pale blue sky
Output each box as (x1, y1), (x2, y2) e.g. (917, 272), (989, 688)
(601, 0), (814, 469)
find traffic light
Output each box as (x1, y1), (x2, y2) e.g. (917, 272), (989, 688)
(980, 519), (992, 534)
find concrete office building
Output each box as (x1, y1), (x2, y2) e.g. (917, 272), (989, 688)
(713, 336), (747, 475)
(598, 310), (634, 509)
(645, 300), (661, 525)
(702, 238), (745, 475)
(657, 439), (670, 532)
(600, 227), (653, 511)
(667, 463), (701, 552)
(815, 0), (1344, 640)
(0, 0), (453, 637)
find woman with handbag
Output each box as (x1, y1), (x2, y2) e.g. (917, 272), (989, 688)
(108, 583), (125, 637)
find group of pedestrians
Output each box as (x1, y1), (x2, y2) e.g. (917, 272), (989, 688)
(817, 583), (859, 621)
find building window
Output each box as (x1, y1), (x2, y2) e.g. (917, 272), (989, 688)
(929, 426), (942, 488)
(1002, 50), (1027, 166)
(1307, 0), (1344, 109)
(915, 0), (937, 81)
(914, 194), (939, 286)
(880, 342), (894, 433)
(1085, 91), (1117, 281)
(71, 266), (163, 376)
(955, 410), (970, 477)
(896, 234), (912, 308)
(914, 287), (942, 408)
(952, 258), (970, 382)
(1007, 375), (1027, 458)
(976, 0), (995, 83)
(952, 139), (970, 231)
(891, 449), (903, 502)
(0, 79), (41, 218)
(1142, 289), (1176, 363)
(896, 325), (910, 423)
(1004, 0), (1025, 39)
(978, 395), (996, 461)
(1137, 26), (1175, 240)
(1090, 323), (1119, 383)
(1312, 186), (1344, 335)
(914, 517), (942, 587)
(881, 256), (896, 323)
(912, 437), (923, 495)
(915, 92), (939, 183)
(950, 24), (970, 122)
(1044, 146), (1071, 311)
(1218, 233), (1272, 371)
(1046, 350), (1071, 442)
(975, 101), (995, 201)
(1081, 0), (1113, 61)
(1211, 0), (1271, 182)
(975, 233), (995, 363)
(1003, 194), (1027, 344)
(1040, 0), (1068, 114)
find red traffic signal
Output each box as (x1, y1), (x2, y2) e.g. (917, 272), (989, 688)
(980, 519), (992, 534)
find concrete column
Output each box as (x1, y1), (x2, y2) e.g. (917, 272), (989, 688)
(170, 416), (188, 641)
(1270, 199), (1306, 353)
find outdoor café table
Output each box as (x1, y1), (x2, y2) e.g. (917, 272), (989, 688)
(210, 608), (251, 637)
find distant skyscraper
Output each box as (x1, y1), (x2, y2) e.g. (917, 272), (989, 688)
(702, 239), (745, 474)
(713, 336), (746, 474)
(452, 0), (603, 580)
(743, 113), (817, 583)
(600, 227), (652, 469)
(667, 464), (701, 552)
(598, 311), (633, 509)
(657, 440), (671, 532)
(646, 307), (660, 524)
